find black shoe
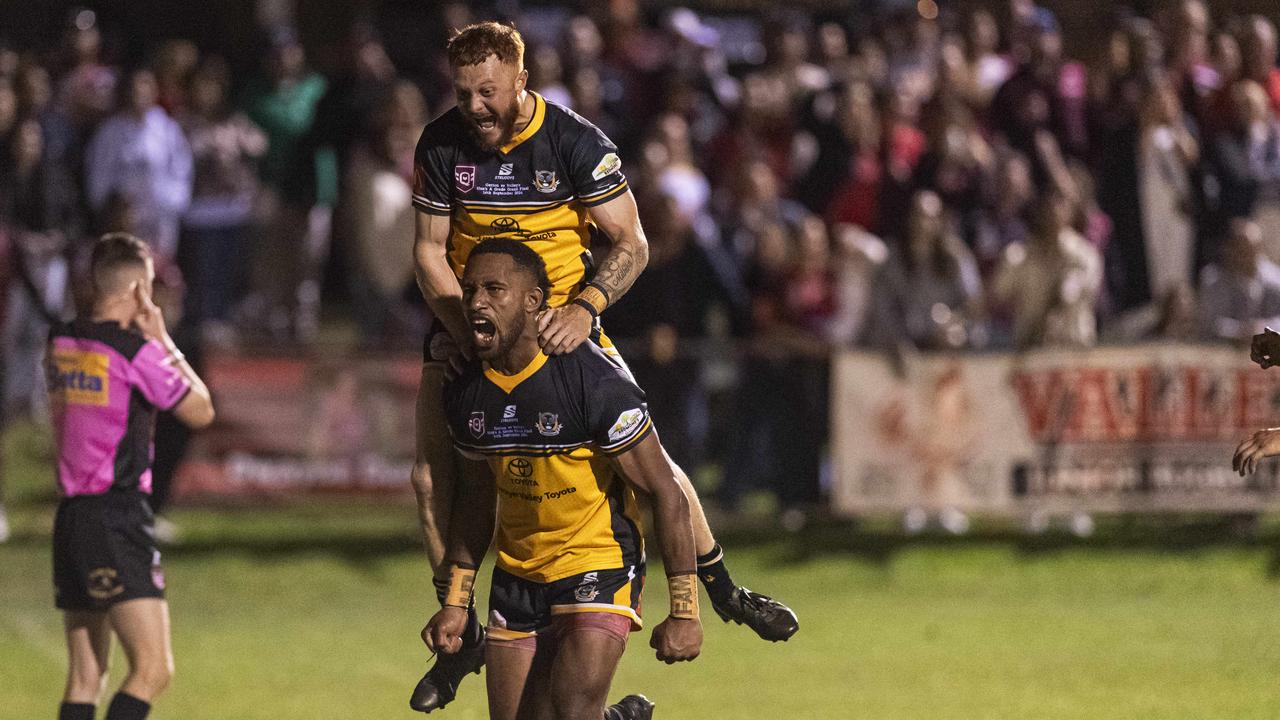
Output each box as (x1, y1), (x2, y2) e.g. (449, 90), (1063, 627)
(606, 694), (655, 720)
(409, 616), (485, 713)
(711, 587), (799, 642)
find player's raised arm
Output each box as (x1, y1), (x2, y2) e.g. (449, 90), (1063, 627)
(539, 190), (650, 355)
(422, 456), (495, 655)
(610, 432), (702, 664)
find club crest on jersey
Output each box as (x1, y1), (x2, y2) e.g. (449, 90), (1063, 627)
(455, 165), (476, 194)
(537, 412), (562, 436)
(469, 411), (485, 438)
(534, 170), (559, 193)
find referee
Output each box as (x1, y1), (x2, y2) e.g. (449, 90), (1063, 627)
(48, 234), (214, 720)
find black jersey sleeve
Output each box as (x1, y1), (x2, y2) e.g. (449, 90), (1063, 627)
(411, 117), (457, 216)
(582, 351), (653, 455)
(565, 118), (629, 207)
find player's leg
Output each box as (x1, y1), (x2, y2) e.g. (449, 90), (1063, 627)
(484, 632), (544, 720)
(104, 597), (173, 718)
(61, 610), (112, 718)
(547, 614), (630, 720)
(411, 361), (457, 578)
(409, 363), (486, 713)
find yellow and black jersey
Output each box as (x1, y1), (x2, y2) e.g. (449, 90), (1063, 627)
(442, 343), (652, 584)
(412, 92), (628, 308)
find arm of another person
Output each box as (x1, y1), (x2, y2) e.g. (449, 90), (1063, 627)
(422, 455), (496, 654)
(413, 211), (470, 362)
(539, 190), (651, 355)
(610, 432), (702, 663)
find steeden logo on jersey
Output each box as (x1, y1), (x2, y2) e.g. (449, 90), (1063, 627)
(502, 404), (518, 422)
(497, 163), (514, 177)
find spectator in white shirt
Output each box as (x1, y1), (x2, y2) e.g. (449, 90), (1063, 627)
(1198, 218), (1280, 341)
(85, 68), (192, 265)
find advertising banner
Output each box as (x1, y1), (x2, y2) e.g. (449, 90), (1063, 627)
(831, 345), (1280, 516)
(175, 354), (422, 499)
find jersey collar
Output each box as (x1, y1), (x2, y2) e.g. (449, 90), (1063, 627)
(498, 91), (545, 155)
(484, 349), (549, 394)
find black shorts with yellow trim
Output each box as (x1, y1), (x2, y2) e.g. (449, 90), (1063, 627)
(486, 563), (646, 641)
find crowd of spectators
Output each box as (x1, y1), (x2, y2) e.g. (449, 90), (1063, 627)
(3, 0), (1280, 516)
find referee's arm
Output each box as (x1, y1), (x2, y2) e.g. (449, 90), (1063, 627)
(413, 211), (471, 355)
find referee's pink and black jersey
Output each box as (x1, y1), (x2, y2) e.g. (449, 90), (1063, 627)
(47, 320), (191, 498)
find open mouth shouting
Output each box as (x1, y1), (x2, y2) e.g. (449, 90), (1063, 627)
(471, 315), (498, 351)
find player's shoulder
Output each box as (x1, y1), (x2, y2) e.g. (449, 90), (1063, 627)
(553, 343), (635, 389)
(51, 319), (147, 361)
(540, 96), (612, 145)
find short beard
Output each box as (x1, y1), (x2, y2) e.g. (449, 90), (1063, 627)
(489, 313), (527, 364)
(470, 101), (521, 152)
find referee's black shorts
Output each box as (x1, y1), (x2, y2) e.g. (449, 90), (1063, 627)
(53, 492), (165, 611)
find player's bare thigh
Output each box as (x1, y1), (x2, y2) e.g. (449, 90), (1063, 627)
(548, 614), (630, 720)
(63, 610), (112, 703)
(485, 633), (543, 720)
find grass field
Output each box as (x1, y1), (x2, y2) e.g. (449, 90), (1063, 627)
(5, 421), (1280, 719)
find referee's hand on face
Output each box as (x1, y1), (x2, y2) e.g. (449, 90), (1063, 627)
(423, 606), (468, 655)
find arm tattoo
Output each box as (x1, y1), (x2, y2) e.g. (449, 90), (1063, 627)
(593, 247), (641, 304)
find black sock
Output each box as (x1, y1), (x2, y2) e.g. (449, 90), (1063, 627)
(59, 702), (95, 720)
(697, 543), (736, 604)
(104, 693), (150, 720)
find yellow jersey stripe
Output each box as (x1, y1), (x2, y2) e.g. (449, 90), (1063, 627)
(498, 92), (546, 154)
(579, 180), (629, 205)
(484, 351), (550, 394)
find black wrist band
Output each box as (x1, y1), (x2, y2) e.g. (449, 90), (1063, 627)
(573, 298), (600, 319)
(587, 281), (612, 305)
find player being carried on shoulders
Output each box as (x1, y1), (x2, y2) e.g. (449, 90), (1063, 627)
(408, 19), (797, 714)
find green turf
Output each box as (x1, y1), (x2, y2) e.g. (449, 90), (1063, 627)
(5, 421), (1280, 719)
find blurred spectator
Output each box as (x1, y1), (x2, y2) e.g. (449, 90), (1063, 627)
(867, 190), (983, 351)
(1, 118), (77, 416)
(180, 56), (267, 341)
(990, 9), (1088, 167)
(1198, 218), (1280, 341)
(343, 80), (426, 347)
(241, 26), (334, 342)
(650, 113), (711, 221)
(821, 82), (886, 229)
(85, 67), (192, 264)
(1204, 79), (1280, 239)
(55, 8), (117, 134)
(1237, 15), (1280, 115)
(15, 62), (75, 167)
(992, 190), (1102, 349)
(152, 39), (200, 116)
(966, 8), (1013, 108)
(1103, 74), (1200, 313)
(972, 151), (1034, 276)
(529, 44), (572, 107)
